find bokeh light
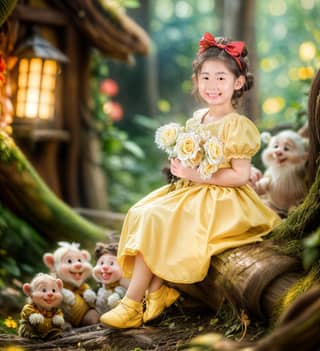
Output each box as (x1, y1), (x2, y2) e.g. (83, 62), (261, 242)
(268, 0), (287, 16)
(175, 1), (193, 18)
(155, 0), (174, 21)
(262, 96), (286, 114)
(288, 67), (300, 81)
(260, 57), (280, 72)
(300, 0), (315, 10)
(298, 66), (315, 80)
(157, 99), (171, 113)
(299, 41), (316, 61)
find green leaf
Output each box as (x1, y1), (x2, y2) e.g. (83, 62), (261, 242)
(134, 114), (160, 130)
(123, 140), (145, 158)
(122, 0), (140, 8)
(2, 258), (20, 277)
(304, 231), (320, 248)
(303, 247), (320, 270)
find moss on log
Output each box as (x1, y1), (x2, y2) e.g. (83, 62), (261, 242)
(270, 165), (320, 245)
(0, 131), (107, 246)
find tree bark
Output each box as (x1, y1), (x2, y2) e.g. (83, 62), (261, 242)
(221, 0), (258, 121)
(175, 242), (302, 320)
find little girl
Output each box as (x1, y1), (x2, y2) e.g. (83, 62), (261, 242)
(100, 32), (281, 329)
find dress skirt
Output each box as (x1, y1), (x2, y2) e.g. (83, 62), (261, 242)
(118, 180), (281, 284)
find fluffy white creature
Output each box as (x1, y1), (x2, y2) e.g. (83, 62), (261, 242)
(254, 130), (308, 217)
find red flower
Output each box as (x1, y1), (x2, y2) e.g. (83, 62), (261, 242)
(100, 78), (119, 97)
(0, 54), (6, 86)
(103, 101), (123, 121)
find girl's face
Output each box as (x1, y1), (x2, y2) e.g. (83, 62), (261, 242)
(196, 59), (244, 112)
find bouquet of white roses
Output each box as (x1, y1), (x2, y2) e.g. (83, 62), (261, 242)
(155, 122), (224, 179)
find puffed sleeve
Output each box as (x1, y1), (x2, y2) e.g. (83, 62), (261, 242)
(223, 115), (261, 160)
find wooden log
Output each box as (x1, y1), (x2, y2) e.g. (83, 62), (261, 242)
(175, 243), (302, 320)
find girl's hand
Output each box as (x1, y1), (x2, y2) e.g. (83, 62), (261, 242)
(170, 158), (203, 182)
(249, 165), (262, 189)
(170, 158), (251, 187)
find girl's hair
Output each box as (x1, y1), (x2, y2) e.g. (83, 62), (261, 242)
(192, 37), (254, 106)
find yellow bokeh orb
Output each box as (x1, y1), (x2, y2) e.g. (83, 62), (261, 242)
(299, 41), (316, 61)
(268, 0), (287, 16)
(298, 66), (315, 80)
(157, 99), (171, 113)
(260, 58), (279, 72)
(288, 67), (299, 81)
(262, 96), (285, 114)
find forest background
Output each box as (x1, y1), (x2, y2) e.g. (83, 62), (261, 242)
(93, 0), (320, 212)
(1, 0), (320, 332)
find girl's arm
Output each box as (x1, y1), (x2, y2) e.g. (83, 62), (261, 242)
(170, 158), (251, 187)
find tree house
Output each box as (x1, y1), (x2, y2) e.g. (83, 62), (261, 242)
(1, 0), (150, 209)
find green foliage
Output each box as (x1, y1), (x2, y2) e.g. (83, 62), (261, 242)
(91, 2), (320, 212)
(0, 0), (17, 26)
(0, 315), (18, 335)
(0, 202), (48, 288)
(256, 0), (320, 129)
(90, 50), (154, 212)
(303, 228), (320, 270)
(119, 0), (140, 8)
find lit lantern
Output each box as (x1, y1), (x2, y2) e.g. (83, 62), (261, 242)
(12, 30), (68, 122)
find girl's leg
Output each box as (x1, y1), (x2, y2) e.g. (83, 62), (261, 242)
(100, 253), (152, 328)
(148, 276), (163, 293)
(126, 253), (154, 301)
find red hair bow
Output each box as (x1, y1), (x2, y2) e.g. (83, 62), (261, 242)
(198, 32), (245, 70)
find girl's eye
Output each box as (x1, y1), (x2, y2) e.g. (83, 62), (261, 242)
(68, 259), (72, 264)
(78, 259), (82, 263)
(273, 144), (278, 149)
(100, 261), (104, 266)
(284, 146), (290, 151)
(52, 289), (56, 293)
(42, 288), (46, 293)
(110, 261), (114, 266)
(218, 77), (224, 80)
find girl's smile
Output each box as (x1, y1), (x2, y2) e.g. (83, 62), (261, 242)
(197, 59), (244, 116)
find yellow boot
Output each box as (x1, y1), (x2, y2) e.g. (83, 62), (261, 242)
(100, 296), (143, 328)
(143, 285), (180, 323)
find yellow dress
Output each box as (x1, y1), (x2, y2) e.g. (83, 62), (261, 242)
(118, 110), (281, 284)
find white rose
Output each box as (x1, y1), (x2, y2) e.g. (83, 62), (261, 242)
(199, 159), (218, 179)
(155, 123), (183, 152)
(203, 137), (224, 165)
(175, 132), (201, 162)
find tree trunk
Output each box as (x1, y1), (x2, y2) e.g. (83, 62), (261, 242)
(0, 131), (107, 247)
(175, 242), (302, 320)
(220, 0), (258, 121)
(307, 68), (320, 185)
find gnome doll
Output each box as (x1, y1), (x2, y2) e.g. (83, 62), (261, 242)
(43, 242), (99, 327)
(93, 242), (129, 314)
(18, 273), (65, 340)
